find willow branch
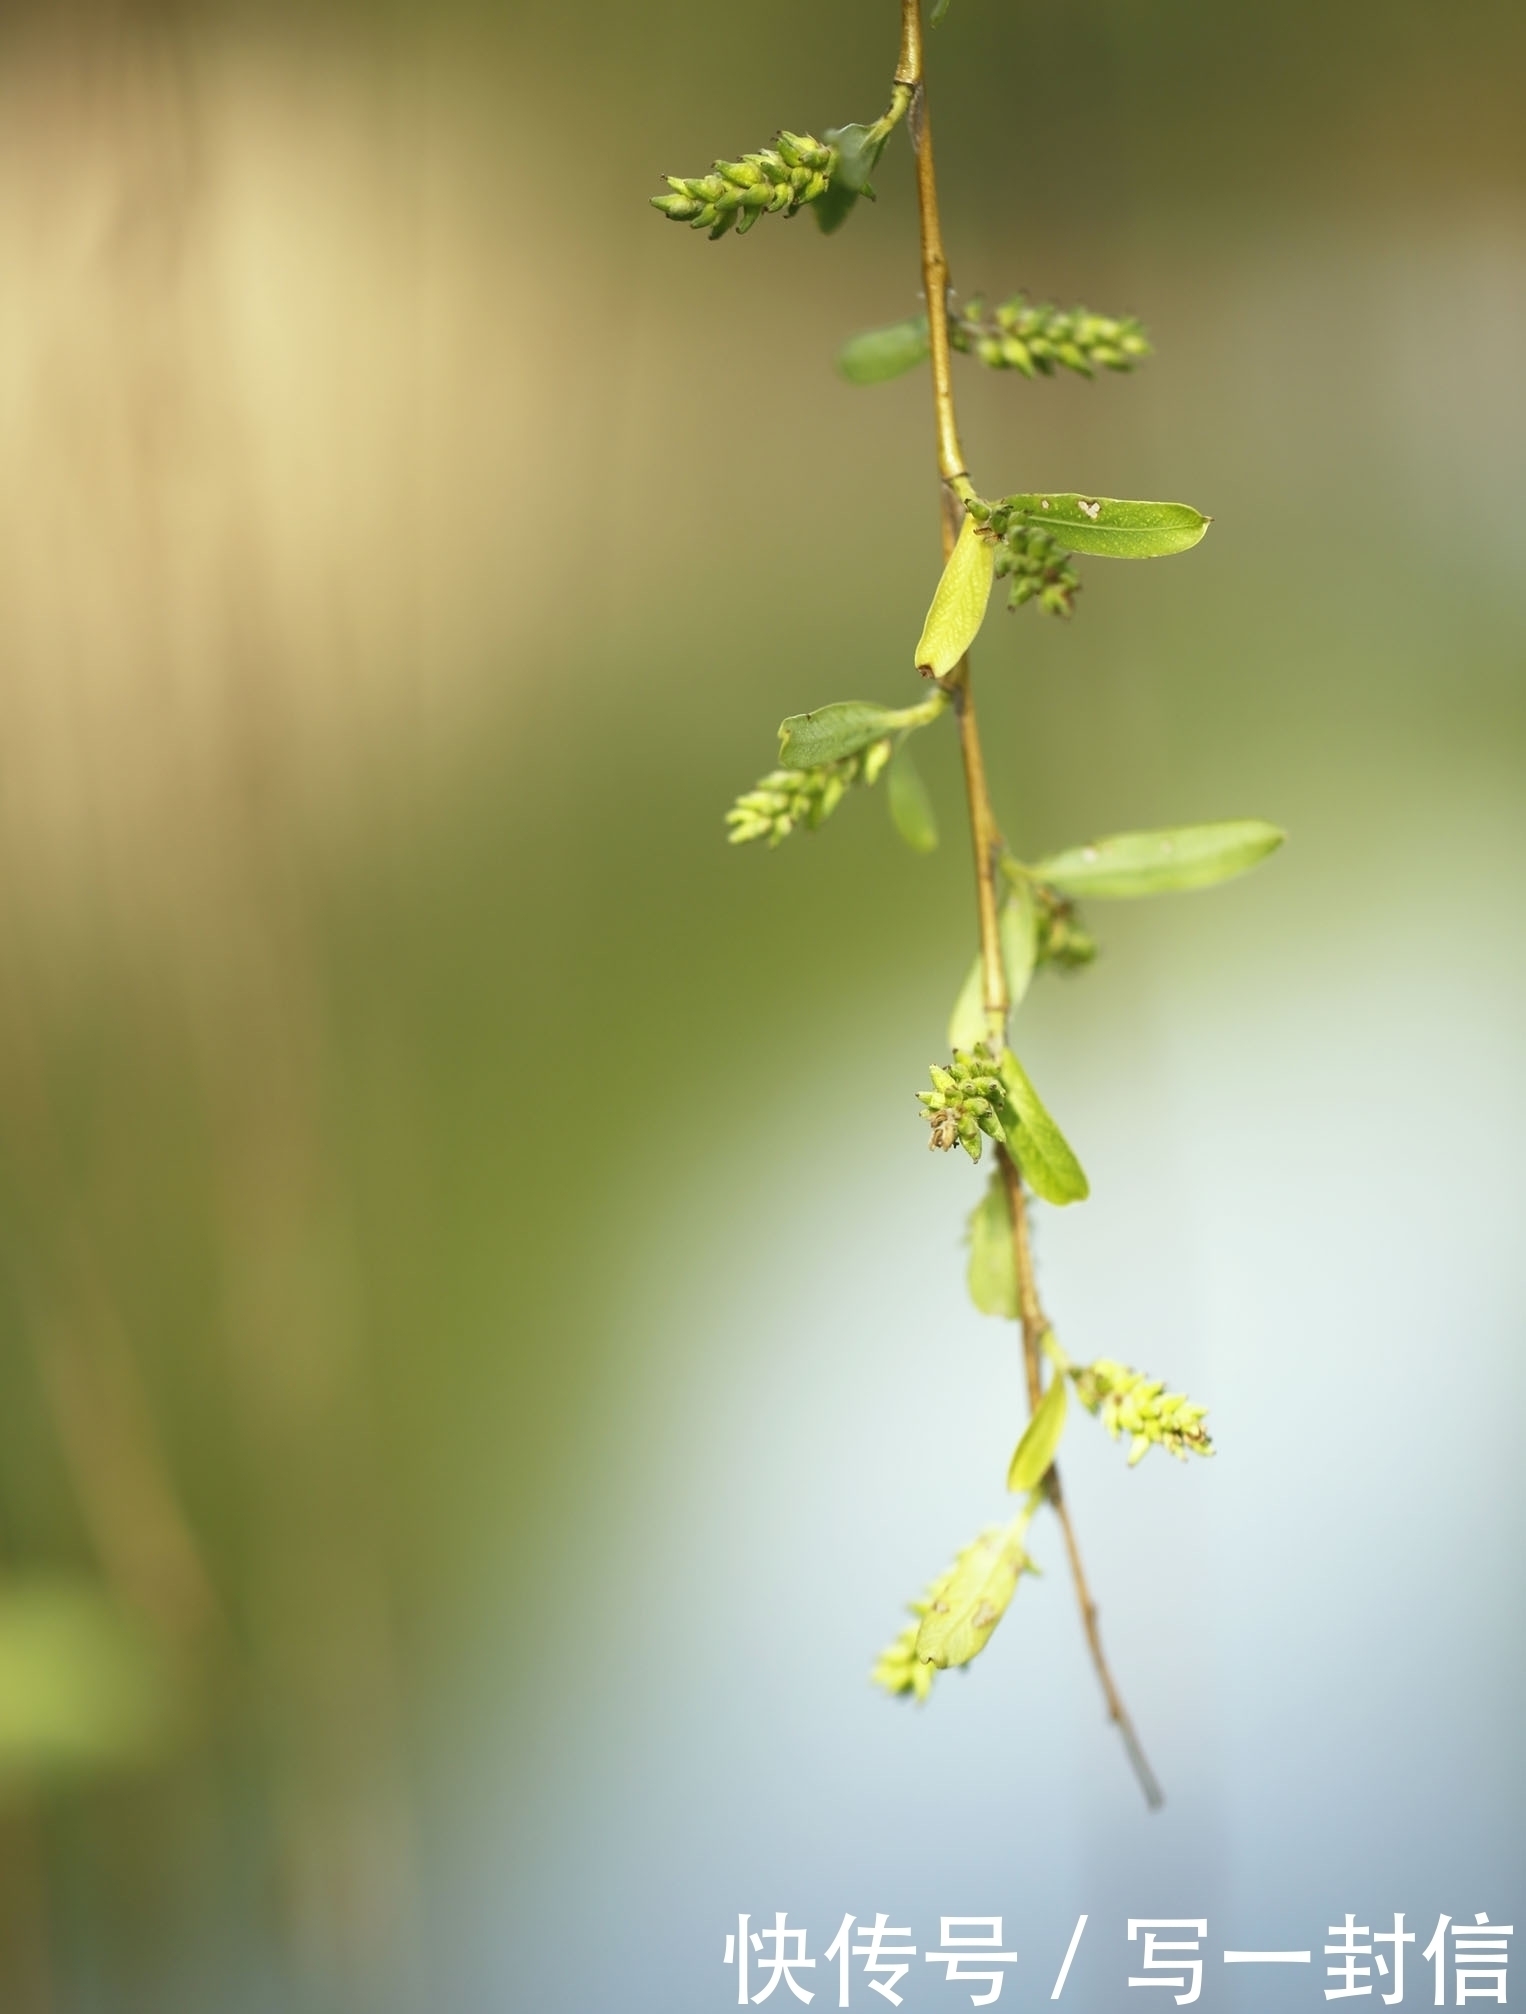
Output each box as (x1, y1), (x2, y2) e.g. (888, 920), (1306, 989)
(901, 0), (1160, 1807)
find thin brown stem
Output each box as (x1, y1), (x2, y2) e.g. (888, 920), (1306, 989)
(998, 1149), (1044, 1407)
(953, 684), (1008, 1049)
(1049, 1472), (1165, 1808)
(999, 1153), (1164, 1807)
(901, 0), (1000, 1046)
(901, 0), (1160, 1807)
(898, 3), (967, 495)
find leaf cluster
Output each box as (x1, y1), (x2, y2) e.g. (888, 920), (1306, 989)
(875, 1307), (1214, 1699)
(872, 1515), (1037, 1699)
(905, 487), (1209, 665)
(651, 93), (907, 242)
(968, 492), (1210, 561)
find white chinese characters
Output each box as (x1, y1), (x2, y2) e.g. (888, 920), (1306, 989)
(1129, 1919), (1207, 2006)
(726, 1914), (817, 2006)
(1426, 1916), (1513, 2006)
(923, 1918), (1018, 2008)
(828, 1914), (918, 2007)
(722, 1908), (1513, 2007)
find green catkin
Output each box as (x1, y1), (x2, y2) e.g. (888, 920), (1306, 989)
(651, 132), (836, 238)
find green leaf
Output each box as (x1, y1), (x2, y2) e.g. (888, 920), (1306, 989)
(914, 1517), (1030, 1670)
(947, 955), (985, 1053)
(887, 743), (938, 852)
(825, 122), (884, 196)
(812, 181), (860, 236)
(838, 316), (931, 385)
(1008, 1374), (1068, 1492)
(1000, 1048), (1089, 1206)
(1031, 820), (1286, 898)
(777, 701), (901, 769)
(992, 494), (1210, 559)
(813, 123), (887, 235)
(946, 885), (1038, 1053)
(1000, 878), (1039, 1013)
(966, 1174), (1016, 1318)
(914, 514), (997, 675)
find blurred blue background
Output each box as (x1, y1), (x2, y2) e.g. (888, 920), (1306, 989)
(0, 1), (1520, 2007)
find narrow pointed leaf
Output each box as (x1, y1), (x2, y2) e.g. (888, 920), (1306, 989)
(914, 515), (997, 675)
(1000, 1048), (1089, 1206)
(994, 493), (1209, 559)
(812, 181), (860, 236)
(1000, 878), (1039, 1013)
(887, 743), (938, 852)
(947, 955), (985, 1053)
(824, 123), (885, 195)
(946, 885), (1038, 1053)
(777, 701), (901, 769)
(966, 1174), (1016, 1318)
(1032, 820), (1286, 898)
(1008, 1374), (1068, 1491)
(813, 123), (886, 235)
(838, 316), (931, 385)
(914, 1518), (1030, 1670)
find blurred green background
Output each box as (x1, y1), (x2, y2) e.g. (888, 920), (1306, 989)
(0, 0), (1521, 2007)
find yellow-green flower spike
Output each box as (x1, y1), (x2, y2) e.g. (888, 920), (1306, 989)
(917, 1045), (1008, 1163)
(1071, 1357), (1214, 1465)
(953, 294), (1152, 379)
(651, 132), (837, 239)
(871, 1619), (936, 1703)
(994, 523), (1082, 616)
(725, 740), (892, 847)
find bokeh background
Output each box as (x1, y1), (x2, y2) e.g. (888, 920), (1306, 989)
(0, 1), (1522, 2007)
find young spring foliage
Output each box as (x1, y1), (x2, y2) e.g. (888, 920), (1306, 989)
(1030, 820), (1285, 898)
(872, 1511), (1039, 1696)
(915, 514), (997, 675)
(1008, 1375), (1067, 1492)
(657, 0), (1283, 1798)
